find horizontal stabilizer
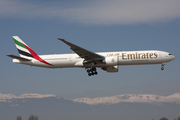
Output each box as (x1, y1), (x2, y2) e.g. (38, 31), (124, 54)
(6, 54), (31, 61)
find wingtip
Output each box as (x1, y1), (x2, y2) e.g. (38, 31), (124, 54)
(57, 38), (65, 41)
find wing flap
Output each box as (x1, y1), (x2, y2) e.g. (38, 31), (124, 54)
(57, 38), (104, 61)
(7, 54), (31, 61)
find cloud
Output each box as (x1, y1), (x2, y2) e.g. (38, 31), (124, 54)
(0, 0), (180, 25)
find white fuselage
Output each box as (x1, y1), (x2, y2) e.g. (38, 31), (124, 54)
(13, 50), (175, 68)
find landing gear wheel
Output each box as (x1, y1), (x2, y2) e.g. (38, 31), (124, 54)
(86, 67), (98, 76)
(161, 67), (164, 70)
(92, 67), (96, 71)
(161, 63), (166, 71)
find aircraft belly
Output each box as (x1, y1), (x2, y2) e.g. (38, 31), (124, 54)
(48, 59), (79, 68)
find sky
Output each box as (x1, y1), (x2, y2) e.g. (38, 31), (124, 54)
(1, 0), (180, 99)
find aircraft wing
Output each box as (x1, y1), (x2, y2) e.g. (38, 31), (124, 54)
(57, 38), (104, 61)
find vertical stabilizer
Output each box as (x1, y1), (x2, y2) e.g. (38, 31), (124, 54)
(12, 36), (52, 66)
(13, 36), (34, 59)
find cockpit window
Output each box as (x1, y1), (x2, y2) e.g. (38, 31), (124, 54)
(169, 54), (172, 55)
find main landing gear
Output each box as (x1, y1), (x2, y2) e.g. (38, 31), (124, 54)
(161, 63), (166, 70)
(86, 67), (98, 76)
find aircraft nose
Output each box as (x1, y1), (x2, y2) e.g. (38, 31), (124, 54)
(172, 55), (175, 60)
(168, 53), (175, 61)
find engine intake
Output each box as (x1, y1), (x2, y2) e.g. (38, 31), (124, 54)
(103, 56), (119, 66)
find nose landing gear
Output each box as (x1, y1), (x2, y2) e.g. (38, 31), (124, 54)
(161, 63), (166, 70)
(86, 67), (98, 76)
(161, 67), (164, 70)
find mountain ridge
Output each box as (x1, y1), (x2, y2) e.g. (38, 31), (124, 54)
(0, 93), (180, 105)
(0, 93), (180, 120)
(0, 93), (56, 102)
(73, 93), (180, 105)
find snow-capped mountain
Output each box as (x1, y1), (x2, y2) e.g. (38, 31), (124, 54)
(0, 93), (56, 102)
(73, 93), (180, 105)
(0, 93), (180, 120)
(1, 93), (180, 105)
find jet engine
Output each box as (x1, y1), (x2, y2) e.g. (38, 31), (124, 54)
(102, 56), (119, 66)
(102, 65), (118, 72)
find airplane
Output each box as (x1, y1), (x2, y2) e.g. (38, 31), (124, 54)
(7, 36), (175, 76)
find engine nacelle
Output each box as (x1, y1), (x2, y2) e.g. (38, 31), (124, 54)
(103, 56), (119, 66)
(102, 66), (118, 72)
